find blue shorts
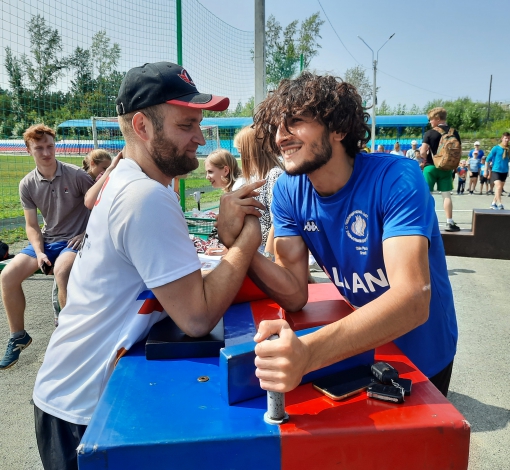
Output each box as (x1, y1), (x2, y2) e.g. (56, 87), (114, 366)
(20, 241), (77, 265)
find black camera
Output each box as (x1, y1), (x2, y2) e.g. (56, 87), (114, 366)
(371, 362), (399, 384)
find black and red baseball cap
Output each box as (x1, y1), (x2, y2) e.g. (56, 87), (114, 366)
(116, 62), (229, 115)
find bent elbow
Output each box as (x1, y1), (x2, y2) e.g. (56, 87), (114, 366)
(84, 198), (94, 210)
(414, 288), (431, 327)
(179, 315), (217, 338)
(282, 299), (307, 313)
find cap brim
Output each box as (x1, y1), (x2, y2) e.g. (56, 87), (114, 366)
(168, 93), (230, 111)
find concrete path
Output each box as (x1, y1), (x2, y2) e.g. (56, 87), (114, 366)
(1, 189), (509, 468)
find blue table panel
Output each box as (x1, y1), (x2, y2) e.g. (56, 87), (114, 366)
(79, 342), (280, 470)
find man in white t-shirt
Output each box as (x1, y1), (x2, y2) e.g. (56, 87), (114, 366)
(390, 141), (404, 156)
(406, 140), (418, 159)
(32, 62), (264, 470)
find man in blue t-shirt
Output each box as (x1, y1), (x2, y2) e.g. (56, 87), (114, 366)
(469, 141), (484, 160)
(218, 72), (458, 397)
(486, 132), (510, 210)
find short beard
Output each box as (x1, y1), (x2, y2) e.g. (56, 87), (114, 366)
(285, 129), (333, 176)
(150, 131), (198, 178)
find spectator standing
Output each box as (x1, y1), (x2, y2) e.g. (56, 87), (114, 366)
(204, 149), (241, 256)
(406, 140), (418, 158)
(486, 132), (510, 209)
(205, 149), (240, 193)
(467, 151), (481, 194)
(0, 124), (93, 370)
(420, 107), (461, 232)
(469, 141), (484, 160)
(456, 160), (467, 195)
(233, 126), (284, 254)
(479, 156), (489, 195)
(32, 62), (264, 470)
(390, 141), (404, 156)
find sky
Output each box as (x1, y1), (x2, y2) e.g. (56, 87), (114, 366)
(1, 0), (508, 112)
(198, 0), (510, 109)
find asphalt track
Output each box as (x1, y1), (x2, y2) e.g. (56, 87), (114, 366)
(0, 190), (509, 470)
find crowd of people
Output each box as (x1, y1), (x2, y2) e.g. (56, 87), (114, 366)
(0, 61), (507, 470)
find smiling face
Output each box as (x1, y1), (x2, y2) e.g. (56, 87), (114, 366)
(148, 104), (205, 178)
(275, 114), (334, 176)
(205, 159), (229, 189)
(501, 135), (510, 146)
(27, 133), (56, 171)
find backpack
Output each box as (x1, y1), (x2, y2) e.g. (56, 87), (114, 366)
(431, 127), (462, 171)
(0, 241), (9, 261)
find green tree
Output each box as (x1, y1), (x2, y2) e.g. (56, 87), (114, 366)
(376, 100), (392, 115)
(265, 13), (324, 90)
(21, 15), (69, 103)
(69, 47), (95, 98)
(90, 30), (121, 94)
(344, 65), (376, 106)
(4, 14), (70, 123)
(4, 47), (25, 120)
(298, 13), (324, 69)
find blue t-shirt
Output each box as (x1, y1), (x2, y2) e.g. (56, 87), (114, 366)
(486, 145), (509, 173)
(468, 157), (481, 172)
(272, 152), (457, 378)
(469, 149), (484, 159)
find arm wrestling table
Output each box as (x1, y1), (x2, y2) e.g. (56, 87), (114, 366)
(78, 283), (470, 470)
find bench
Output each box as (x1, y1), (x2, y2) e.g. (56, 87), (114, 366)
(441, 209), (510, 260)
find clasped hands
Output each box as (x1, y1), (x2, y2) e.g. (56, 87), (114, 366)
(215, 180), (266, 248)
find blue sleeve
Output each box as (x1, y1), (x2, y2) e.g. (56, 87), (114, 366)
(272, 176), (301, 238)
(469, 150), (473, 157)
(381, 160), (434, 243)
(486, 148), (495, 163)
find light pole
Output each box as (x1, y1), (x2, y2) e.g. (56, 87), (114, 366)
(358, 33), (395, 152)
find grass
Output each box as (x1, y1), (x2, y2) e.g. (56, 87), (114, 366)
(0, 154), (230, 240)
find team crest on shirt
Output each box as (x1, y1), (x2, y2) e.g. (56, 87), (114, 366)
(345, 210), (368, 243)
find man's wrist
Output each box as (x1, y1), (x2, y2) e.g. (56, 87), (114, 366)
(262, 251), (275, 262)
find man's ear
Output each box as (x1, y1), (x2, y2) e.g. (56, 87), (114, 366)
(131, 112), (153, 142)
(332, 131), (347, 142)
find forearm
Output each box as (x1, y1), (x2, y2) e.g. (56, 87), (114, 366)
(25, 224), (45, 254)
(300, 285), (430, 374)
(190, 221), (261, 335)
(248, 252), (308, 311)
(84, 169), (111, 209)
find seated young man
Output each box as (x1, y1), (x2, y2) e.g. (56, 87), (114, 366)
(0, 124), (93, 370)
(217, 72), (458, 398)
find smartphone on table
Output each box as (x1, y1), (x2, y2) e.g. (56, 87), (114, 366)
(313, 365), (377, 400)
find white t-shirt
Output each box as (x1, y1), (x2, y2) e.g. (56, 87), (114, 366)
(390, 150), (404, 156)
(33, 159), (201, 425)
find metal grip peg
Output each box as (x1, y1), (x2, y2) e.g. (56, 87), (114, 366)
(263, 334), (289, 425)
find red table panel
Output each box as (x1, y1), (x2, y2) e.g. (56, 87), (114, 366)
(281, 342), (470, 470)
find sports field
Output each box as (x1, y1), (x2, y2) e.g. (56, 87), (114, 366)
(0, 155), (224, 243)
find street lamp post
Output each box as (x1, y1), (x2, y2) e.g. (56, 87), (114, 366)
(358, 33), (395, 152)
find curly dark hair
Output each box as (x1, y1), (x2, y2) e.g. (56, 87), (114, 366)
(253, 72), (370, 159)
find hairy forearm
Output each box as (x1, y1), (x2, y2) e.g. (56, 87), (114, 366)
(300, 285), (430, 374)
(188, 221), (261, 336)
(248, 253), (308, 312)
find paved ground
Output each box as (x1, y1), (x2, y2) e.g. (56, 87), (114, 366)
(0, 188), (509, 469)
